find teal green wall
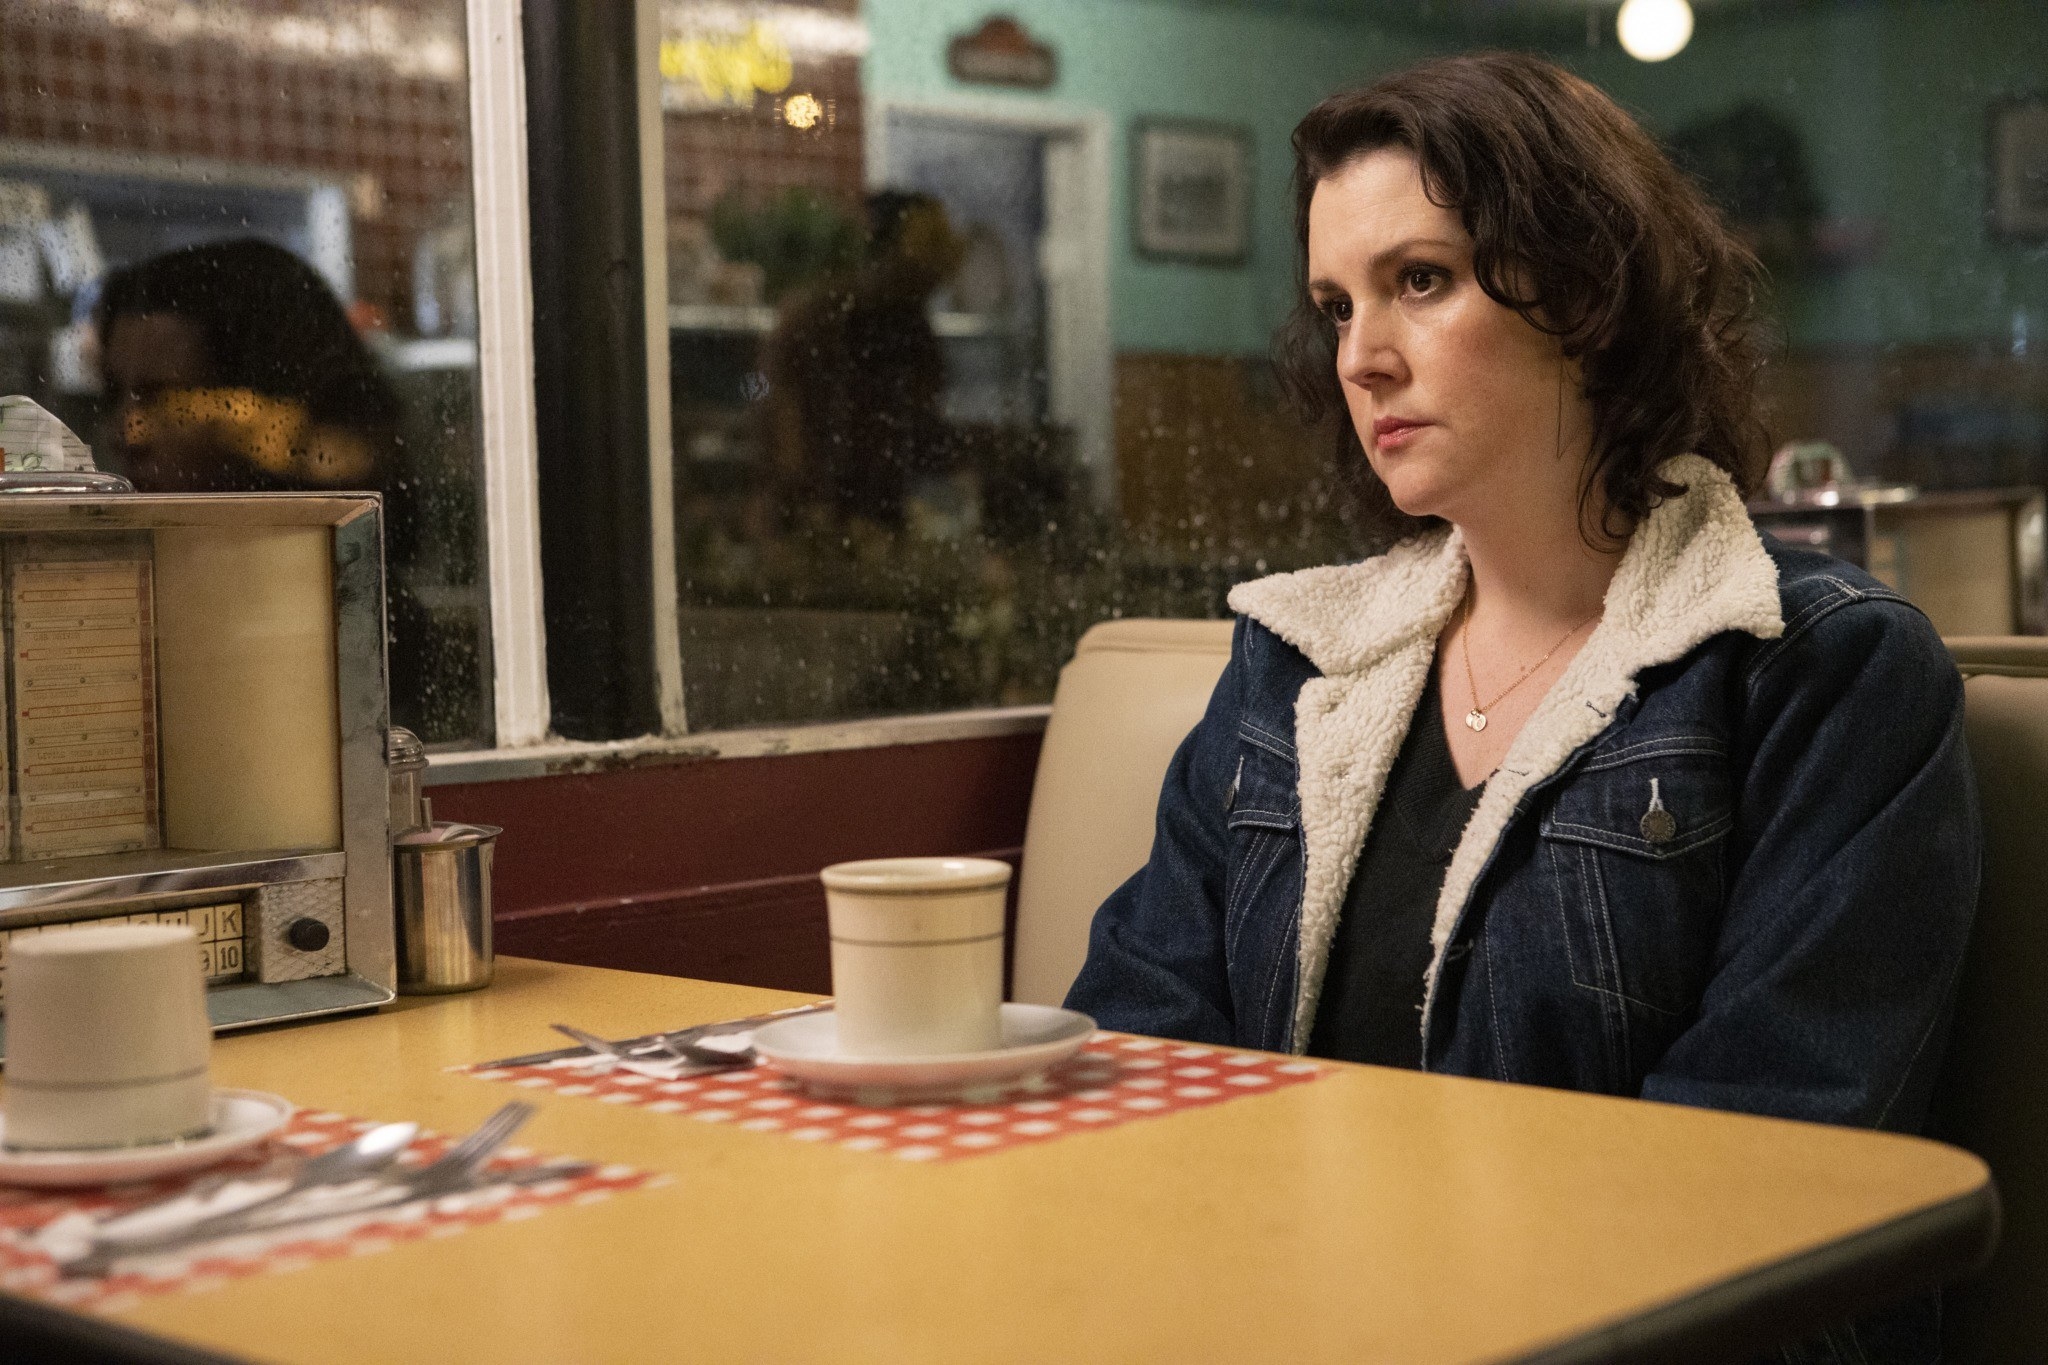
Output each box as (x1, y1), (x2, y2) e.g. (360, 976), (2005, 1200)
(1540, 0), (2047, 349)
(862, 0), (1427, 355)
(866, 0), (2048, 355)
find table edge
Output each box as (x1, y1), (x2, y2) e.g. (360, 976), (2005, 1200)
(0, 1287), (250, 1365)
(0, 1165), (1998, 1365)
(1517, 1176), (2001, 1365)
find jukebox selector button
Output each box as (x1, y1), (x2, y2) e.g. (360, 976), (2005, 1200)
(286, 918), (331, 953)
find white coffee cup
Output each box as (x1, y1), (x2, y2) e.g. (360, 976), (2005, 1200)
(820, 857), (1010, 1058)
(4, 923), (214, 1151)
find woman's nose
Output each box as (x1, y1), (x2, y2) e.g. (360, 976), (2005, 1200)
(1335, 307), (1403, 389)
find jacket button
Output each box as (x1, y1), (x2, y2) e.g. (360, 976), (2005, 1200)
(1640, 809), (1678, 844)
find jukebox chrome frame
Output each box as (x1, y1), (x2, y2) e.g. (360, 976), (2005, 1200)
(0, 493), (394, 1055)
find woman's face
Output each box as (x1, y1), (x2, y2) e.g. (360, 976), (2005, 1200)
(101, 311), (215, 487)
(1307, 149), (1590, 531)
(99, 311), (256, 491)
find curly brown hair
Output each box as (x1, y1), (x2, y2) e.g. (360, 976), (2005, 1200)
(1273, 52), (1774, 546)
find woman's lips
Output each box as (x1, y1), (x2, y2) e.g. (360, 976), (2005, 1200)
(1372, 418), (1431, 450)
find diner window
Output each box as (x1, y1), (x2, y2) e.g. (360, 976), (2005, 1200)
(0, 0), (495, 747)
(0, 0), (2036, 759)
(648, 0), (2046, 737)
(654, 0), (1369, 733)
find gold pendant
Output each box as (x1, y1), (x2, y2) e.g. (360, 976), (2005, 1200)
(1465, 709), (1488, 732)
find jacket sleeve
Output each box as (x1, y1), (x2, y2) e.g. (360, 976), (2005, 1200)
(1061, 620), (1247, 1045)
(1637, 594), (1980, 1131)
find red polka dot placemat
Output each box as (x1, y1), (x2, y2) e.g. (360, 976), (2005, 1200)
(0, 1108), (661, 1313)
(460, 1034), (1329, 1163)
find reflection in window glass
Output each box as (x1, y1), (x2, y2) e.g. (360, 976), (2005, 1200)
(0, 0), (492, 746)
(663, 0), (2046, 732)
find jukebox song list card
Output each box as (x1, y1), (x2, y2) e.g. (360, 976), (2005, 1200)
(4, 536), (161, 861)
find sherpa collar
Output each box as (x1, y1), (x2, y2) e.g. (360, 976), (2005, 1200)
(1225, 455), (1785, 1052)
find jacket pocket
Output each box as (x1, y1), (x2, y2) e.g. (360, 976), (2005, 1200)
(1538, 740), (1732, 1021)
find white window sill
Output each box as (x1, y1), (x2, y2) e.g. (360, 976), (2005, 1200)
(424, 705), (1053, 785)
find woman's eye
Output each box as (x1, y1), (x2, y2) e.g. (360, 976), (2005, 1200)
(1401, 267), (1443, 296)
(1319, 297), (1352, 325)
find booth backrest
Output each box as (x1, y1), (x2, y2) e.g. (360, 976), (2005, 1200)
(1011, 618), (1233, 1007)
(1931, 635), (2048, 1362)
(1010, 624), (2043, 1354)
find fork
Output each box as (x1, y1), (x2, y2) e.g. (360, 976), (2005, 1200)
(372, 1101), (537, 1201)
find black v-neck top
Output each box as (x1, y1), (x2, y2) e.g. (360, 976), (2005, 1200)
(1307, 668), (1484, 1068)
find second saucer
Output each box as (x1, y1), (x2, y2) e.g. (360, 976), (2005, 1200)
(752, 1003), (1095, 1101)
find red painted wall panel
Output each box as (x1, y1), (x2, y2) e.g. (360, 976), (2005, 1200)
(427, 733), (1043, 991)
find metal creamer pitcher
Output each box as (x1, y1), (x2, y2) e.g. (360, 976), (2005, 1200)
(393, 819), (501, 994)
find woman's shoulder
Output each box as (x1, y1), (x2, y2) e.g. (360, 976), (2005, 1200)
(1741, 532), (1959, 703)
(1762, 533), (1915, 618)
(1757, 534), (1944, 646)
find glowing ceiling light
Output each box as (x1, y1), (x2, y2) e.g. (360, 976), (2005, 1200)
(1616, 0), (1694, 62)
(783, 93), (823, 130)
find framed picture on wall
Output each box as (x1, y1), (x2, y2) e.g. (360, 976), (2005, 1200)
(1132, 119), (1251, 264)
(1989, 98), (2048, 240)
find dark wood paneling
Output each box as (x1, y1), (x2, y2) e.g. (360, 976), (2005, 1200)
(1763, 343), (2048, 490)
(494, 872), (835, 993)
(430, 732), (1043, 990)
(1114, 352), (1358, 570)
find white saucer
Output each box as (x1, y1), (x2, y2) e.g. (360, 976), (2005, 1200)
(0, 1090), (293, 1188)
(753, 1003), (1096, 1100)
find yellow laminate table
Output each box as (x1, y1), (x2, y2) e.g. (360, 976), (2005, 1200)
(1, 958), (1996, 1364)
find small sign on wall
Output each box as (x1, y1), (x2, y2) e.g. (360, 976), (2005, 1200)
(948, 16), (1056, 90)
(1990, 98), (2048, 241)
(1133, 120), (1252, 265)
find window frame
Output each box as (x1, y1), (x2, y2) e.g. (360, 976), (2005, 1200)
(465, 0), (551, 751)
(435, 0), (1058, 784)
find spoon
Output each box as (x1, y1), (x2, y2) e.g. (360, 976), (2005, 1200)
(90, 1120), (420, 1246)
(551, 1022), (751, 1073)
(667, 1032), (756, 1066)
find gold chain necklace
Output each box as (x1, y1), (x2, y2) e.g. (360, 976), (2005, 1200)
(1458, 594), (1600, 733)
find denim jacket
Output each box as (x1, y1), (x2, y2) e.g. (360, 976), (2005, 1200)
(1067, 456), (1981, 1136)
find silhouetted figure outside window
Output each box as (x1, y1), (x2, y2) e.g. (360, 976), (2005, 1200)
(764, 191), (964, 529)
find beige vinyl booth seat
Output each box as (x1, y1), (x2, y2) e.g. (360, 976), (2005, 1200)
(1011, 619), (1234, 1007)
(1931, 636), (2048, 1363)
(1012, 622), (2046, 1362)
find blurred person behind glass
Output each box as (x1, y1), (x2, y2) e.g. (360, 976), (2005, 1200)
(93, 238), (435, 734)
(763, 191), (966, 531)
(94, 239), (398, 493)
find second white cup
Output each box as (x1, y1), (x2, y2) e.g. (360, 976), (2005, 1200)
(820, 857), (1011, 1058)
(4, 923), (214, 1151)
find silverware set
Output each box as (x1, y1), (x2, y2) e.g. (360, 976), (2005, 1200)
(548, 1021), (754, 1077)
(38, 1008), (826, 1276)
(48, 1101), (583, 1277)
(468, 1003), (831, 1073)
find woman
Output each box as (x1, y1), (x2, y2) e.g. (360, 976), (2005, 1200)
(1066, 53), (1974, 1362)
(762, 190), (963, 528)
(95, 239), (398, 493)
